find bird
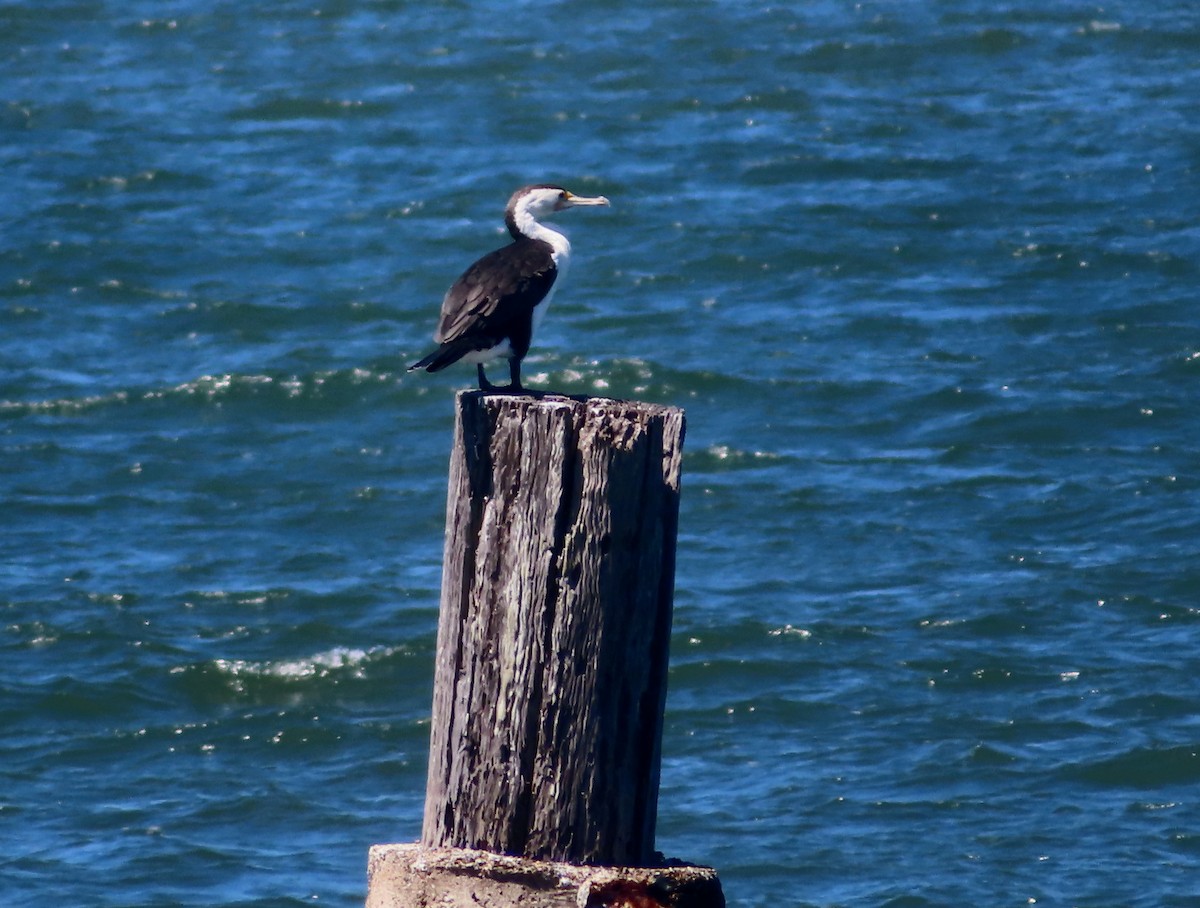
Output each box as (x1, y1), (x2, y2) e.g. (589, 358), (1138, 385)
(407, 183), (609, 392)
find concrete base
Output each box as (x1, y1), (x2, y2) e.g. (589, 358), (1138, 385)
(366, 844), (724, 908)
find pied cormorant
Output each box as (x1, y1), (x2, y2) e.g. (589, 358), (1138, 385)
(407, 183), (609, 391)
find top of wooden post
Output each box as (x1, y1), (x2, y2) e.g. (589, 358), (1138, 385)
(458, 389), (685, 430)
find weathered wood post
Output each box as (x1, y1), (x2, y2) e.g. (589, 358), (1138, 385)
(367, 392), (723, 908)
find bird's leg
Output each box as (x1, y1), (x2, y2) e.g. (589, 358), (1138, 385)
(477, 363), (499, 392)
(507, 357), (524, 393)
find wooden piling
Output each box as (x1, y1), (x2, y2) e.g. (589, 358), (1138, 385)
(367, 392), (723, 908)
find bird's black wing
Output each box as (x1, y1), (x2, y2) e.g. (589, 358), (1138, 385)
(434, 238), (557, 348)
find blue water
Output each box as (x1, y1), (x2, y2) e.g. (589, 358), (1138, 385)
(4, 1), (1200, 906)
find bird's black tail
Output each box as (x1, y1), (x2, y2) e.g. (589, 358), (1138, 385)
(408, 340), (475, 373)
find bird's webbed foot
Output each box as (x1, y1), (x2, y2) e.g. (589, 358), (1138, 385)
(476, 363), (499, 392)
(476, 361), (525, 394)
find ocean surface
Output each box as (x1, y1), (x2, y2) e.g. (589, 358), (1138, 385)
(4, 1), (1200, 905)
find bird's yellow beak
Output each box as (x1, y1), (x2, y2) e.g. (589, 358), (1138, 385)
(562, 192), (610, 207)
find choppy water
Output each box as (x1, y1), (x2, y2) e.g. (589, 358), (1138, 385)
(5, 1), (1200, 906)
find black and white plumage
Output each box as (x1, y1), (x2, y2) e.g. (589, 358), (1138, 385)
(408, 183), (609, 392)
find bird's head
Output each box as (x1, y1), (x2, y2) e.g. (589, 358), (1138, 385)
(509, 184), (610, 221)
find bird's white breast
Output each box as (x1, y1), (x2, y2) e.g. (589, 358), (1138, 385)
(509, 200), (576, 340)
(532, 228), (570, 338)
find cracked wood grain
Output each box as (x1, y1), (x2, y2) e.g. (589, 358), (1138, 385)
(422, 392), (685, 867)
